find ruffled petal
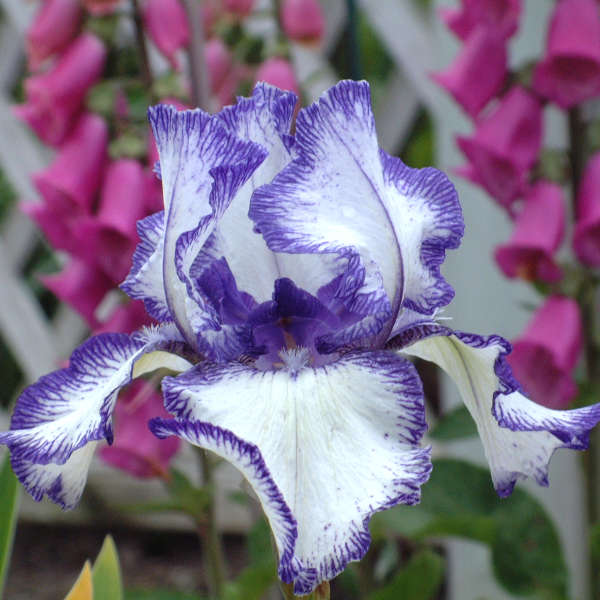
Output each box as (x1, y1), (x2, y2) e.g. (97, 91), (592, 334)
(11, 442), (97, 510)
(0, 324), (188, 467)
(147, 105), (267, 346)
(151, 351), (430, 594)
(249, 81), (401, 345)
(396, 326), (600, 496)
(121, 211), (171, 321)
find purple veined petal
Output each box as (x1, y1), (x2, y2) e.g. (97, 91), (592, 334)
(150, 350), (431, 594)
(379, 152), (464, 320)
(147, 105), (267, 348)
(396, 325), (600, 496)
(121, 211), (171, 322)
(250, 80), (401, 346)
(11, 442), (97, 510)
(0, 324), (189, 478)
(195, 83), (298, 304)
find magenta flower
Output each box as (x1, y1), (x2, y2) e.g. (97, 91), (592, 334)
(439, 0), (521, 41)
(456, 87), (542, 210)
(94, 301), (154, 336)
(206, 37), (234, 98)
(281, 0), (325, 44)
(142, 0), (190, 69)
(26, 0), (83, 71)
(99, 381), (180, 479)
(574, 153), (600, 267)
(495, 181), (564, 282)
(15, 33), (106, 146)
(508, 296), (582, 409)
(22, 202), (81, 255)
(78, 159), (149, 284)
(256, 58), (300, 95)
(222, 0), (255, 18)
(40, 259), (113, 328)
(432, 26), (506, 118)
(32, 113), (108, 215)
(533, 0), (600, 108)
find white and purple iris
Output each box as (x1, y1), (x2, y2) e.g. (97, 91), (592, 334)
(2, 81), (600, 594)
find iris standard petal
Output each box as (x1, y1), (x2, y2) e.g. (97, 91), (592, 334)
(396, 326), (600, 496)
(250, 80), (401, 345)
(0, 324), (188, 468)
(147, 105), (267, 347)
(151, 350), (431, 594)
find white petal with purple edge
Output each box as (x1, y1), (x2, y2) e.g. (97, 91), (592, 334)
(0, 324), (186, 467)
(249, 81), (400, 343)
(148, 106), (266, 346)
(11, 442), (97, 510)
(151, 351), (431, 594)
(400, 328), (600, 496)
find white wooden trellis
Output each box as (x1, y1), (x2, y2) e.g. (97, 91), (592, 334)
(0, 0), (589, 598)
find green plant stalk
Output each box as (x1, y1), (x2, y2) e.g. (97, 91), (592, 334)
(280, 580), (331, 599)
(570, 105), (600, 600)
(129, 0), (154, 93)
(198, 449), (227, 599)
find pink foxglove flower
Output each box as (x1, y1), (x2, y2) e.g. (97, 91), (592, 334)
(143, 0), (190, 69)
(281, 0), (325, 44)
(78, 159), (149, 283)
(432, 26), (507, 118)
(95, 301), (153, 335)
(206, 37), (234, 95)
(15, 33), (106, 146)
(99, 381), (180, 478)
(32, 113), (108, 215)
(508, 296), (582, 409)
(222, 0), (255, 17)
(4, 82), (600, 595)
(456, 87), (542, 210)
(495, 181), (564, 282)
(256, 57), (300, 95)
(22, 202), (81, 255)
(439, 0), (521, 41)
(41, 259), (113, 327)
(533, 0), (600, 108)
(26, 0), (83, 71)
(574, 153), (600, 266)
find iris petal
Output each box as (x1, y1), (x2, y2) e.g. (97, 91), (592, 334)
(151, 350), (430, 594)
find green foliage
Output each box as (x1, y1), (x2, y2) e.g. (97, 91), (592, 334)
(429, 405), (477, 441)
(92, 535), (123, 600)
(125, 591), (206, 600)
(371, 459), (568, 598)
(400, 110), (434, 169)
(0, 452), (20, 598)
(366, 550), (444, 600)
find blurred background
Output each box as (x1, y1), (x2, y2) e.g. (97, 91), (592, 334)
(0, 1), (590, 599)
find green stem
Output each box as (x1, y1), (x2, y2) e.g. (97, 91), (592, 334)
(130, 0), (154, 93)
(280, 581), (330, 599)
(570, 105), (600, 600)
(197, 449), (227, 599)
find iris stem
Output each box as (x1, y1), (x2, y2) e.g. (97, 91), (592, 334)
(570, 105), (600, 600)
(280, 581), (331, 599)
(197, 448), (227, 599)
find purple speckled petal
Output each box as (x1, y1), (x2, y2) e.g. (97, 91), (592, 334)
(249, 81), (401, 346)
(121, 211), (171, 322)
(11, 442), (97, 510)
(152, 350), (430, 594)
(379, 152), (464, 320)
(148, 105), (266, 348)
(0, 324), (187, 491)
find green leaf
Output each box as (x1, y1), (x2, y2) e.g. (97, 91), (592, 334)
(0, 452), (20, 597)
(366, 550), (444, 600)
(429, 405), (477, 441)
(92, 535), (123, 600)
(371, 459), (568, 598)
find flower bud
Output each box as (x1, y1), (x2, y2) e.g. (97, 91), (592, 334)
(281, 0), (325, 44)
(255, 57), (300, 95)
(143, 0), (190, 69)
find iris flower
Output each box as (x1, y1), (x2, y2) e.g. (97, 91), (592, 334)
(2, 81), (599, 595)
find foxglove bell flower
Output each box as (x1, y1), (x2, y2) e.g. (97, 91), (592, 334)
(3, 81), (600, 595)
(574, 152), (600, 267)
